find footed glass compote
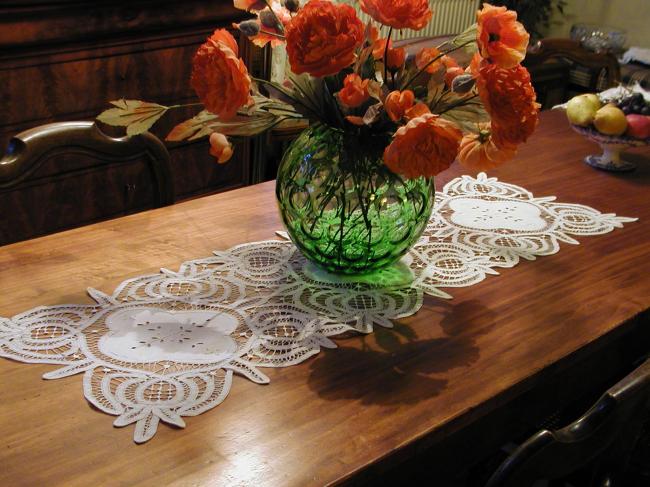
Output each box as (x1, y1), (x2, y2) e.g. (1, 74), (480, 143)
(571, 124), (650, 172)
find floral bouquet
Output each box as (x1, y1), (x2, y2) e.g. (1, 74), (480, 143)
(98, 0), (539, 275)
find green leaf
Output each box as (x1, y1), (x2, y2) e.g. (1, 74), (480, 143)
(97, 99), (168, 135)
(256, 76), (325, 122)
(286, 72), (325, 115)
(451, 23), (478, 55)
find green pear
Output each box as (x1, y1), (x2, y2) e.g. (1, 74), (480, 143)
(566, 95), (598, 127)
(580, 93), (602, 112)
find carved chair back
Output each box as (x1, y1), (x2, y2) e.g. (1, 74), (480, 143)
(0, 121), (173, 245)
(485, 358), (650, 487)
(524, 38), (621, 107)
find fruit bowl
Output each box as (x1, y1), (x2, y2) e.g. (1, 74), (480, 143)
(571, 124), (650, 172)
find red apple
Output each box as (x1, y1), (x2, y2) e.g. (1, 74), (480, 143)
(625, 114), (650, 139)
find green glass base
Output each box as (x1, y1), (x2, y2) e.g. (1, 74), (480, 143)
(303, 259), (415, 288)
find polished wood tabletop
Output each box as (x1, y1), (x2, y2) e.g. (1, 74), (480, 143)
(1, 110), (649, 486)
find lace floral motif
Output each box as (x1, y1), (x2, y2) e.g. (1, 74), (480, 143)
(0, 173), (636, 442)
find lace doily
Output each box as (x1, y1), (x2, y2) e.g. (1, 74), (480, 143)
(0, 173), (636, 442)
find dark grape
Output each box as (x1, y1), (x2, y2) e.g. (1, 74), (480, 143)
(642, 105), (650, 116)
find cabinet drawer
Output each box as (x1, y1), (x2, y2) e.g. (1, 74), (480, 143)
(0, 0), (245, 49)
(0, 154), (159, 245)
(2, 34), (210, 129)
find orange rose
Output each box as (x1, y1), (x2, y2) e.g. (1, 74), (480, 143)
(210, 29), (239, 53)
(458, 124), (517, 171)
(338, 74), (370, 108)
(209, 133), (234, 163)
(384, 114), (462, 179)
(477, 3), (529, 69)
(492, 117), (539, 148)
(191, 29), (252, 121)
(285, 0), (364, 78)
(477, 62), (539, 145)
(360, 0), (432, 31)
(385, 90), (415, 122)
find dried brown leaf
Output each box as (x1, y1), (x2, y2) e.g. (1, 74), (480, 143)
(165, 111), (218, 142)
(97, 99), (168, 135)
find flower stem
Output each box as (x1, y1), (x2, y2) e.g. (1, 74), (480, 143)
(383, 27), (393, 89)
(259, 30), (286, 40)
(263, 0), (285, 35)
(438, 93), (479, 114)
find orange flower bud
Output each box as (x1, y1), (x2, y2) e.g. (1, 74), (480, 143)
(458, 124), (517, 171)
(372, 37), (388, 59)
(405, 102), (431, 120)
(373, 38), (407, 71)
(387, 46), (406, 70)
(385, 90), (415, 122)
(338, 74), (370, 108)
(209, 133), (234, 163)
(415, 47), (443, 74)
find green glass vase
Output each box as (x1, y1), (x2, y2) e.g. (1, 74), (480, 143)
(276, 125), (435, 275)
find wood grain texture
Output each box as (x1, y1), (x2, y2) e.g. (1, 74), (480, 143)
(0, 2), (267, 205)
(0, 110), (649, 486)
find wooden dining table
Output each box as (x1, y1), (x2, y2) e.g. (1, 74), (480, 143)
(1, 109), (649, 486)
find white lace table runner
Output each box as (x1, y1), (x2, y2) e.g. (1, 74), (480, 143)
(0, 173), (636, 442)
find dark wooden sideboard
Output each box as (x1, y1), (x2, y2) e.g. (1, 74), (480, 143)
(0, 0), (269, 203)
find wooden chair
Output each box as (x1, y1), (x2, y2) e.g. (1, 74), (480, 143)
(0, 121), (173, 245)
(485, 358), (650, 487)
(524, 38), (622, 108)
